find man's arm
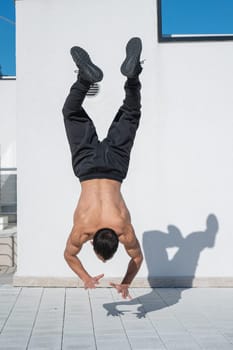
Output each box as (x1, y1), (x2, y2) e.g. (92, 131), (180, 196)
(64, 229), (104, 288)
(121, 227), (143, 285)
(110, 226), (143, 299)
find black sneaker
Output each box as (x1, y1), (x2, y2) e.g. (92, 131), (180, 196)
(120, 37), (142, 78)
(70, 46), (103, 83)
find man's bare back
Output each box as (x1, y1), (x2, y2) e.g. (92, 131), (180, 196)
(73, 179), (131, 242)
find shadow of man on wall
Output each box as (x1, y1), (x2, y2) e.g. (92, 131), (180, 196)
(103, 213), (219, 318)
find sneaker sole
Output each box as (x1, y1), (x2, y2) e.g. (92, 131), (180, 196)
(120, 37), (142, 78)
(70, 46), (103, 83)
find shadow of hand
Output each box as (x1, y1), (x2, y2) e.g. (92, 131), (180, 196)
(134, 305), (146, 319)
(103, 303), (128, 317)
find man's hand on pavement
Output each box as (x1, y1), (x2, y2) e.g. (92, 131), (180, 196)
(84, 274), (104, 289)
(110, 282), (132, 300)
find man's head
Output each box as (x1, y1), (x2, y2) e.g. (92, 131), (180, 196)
(93, 228), (119, 262)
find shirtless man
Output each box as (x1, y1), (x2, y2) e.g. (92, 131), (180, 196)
(62, 38), (144, 299)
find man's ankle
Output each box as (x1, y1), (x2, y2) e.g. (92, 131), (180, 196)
(127, 76), (141, 85)
(78, 75), (92, 88)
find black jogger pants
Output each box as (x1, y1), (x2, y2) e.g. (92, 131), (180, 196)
(62, 77), (141, 183)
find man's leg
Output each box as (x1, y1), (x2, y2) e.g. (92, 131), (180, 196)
(106, 76), (141, 155)
(105, 38), (142, 180)
(62, 46), (103, 176)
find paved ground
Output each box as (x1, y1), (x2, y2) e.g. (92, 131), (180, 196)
(0, 269), (233, 350)
(0, 277), (233, 350)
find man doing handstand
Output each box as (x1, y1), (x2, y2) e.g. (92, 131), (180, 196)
(63, 37), (143, 299)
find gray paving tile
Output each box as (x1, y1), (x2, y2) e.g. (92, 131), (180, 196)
(190, 332), (233, 349)
(27, 288), (65, 350)
(90, 288), (131, 349)
(0, 288), (21, 332)
(158, 333), (201, 349)
(0, 288), (42, 349)
(128, 335), (167, 349)
(96, 338), (131, 350)
(62, 288), (96, 349)
(110, 288), (167, 349)
(63, 346), (95, 350)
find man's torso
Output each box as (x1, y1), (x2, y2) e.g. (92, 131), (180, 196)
(72, 179), (131, 244)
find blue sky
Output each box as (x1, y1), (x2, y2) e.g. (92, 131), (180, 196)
(0, 0), (15, 76)
(161, 0), (233, 36)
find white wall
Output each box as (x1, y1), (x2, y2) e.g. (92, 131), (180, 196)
(15, 0), (233, 282)
(0, 80), (16, 167)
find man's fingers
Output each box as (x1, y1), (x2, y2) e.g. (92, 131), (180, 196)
(95, 274), (104, 281)
(109, 282), (116, 288)
(110, 283), (121, 292)
(126, 292), (132, 300)
(84, 275), (104, 289)
(123, 290), (128, 299)
(109, 283), (132, 300)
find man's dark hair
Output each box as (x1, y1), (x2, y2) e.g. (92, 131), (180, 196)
(93, 228), (119, 261)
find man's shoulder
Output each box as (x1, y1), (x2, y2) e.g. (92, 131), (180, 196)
(118, 223), (135, 243)
(70, 224), (92, 245)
